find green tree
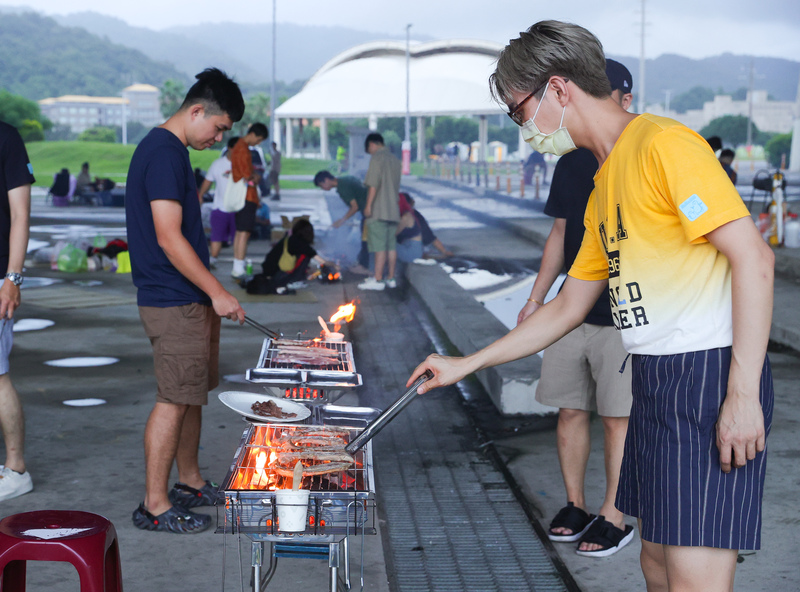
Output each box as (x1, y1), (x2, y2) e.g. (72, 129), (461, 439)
(327, 120), (349, 154)
(765, 133), (792, 168)
(237, 93), (271, 136)
(671, 86), (715, 113)
(78, 126), (117, 143)
(18, 120), (45, 142)
(0, 90), (50, 130)
(700, 115), (763, 147)
(159, 79), (186, 118)
(431, 116), (479, 146)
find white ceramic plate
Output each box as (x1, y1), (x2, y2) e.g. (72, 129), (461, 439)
(218, 391), (310, 423)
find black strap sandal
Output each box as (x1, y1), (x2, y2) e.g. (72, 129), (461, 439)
(548, 502), (597, 542)
(168, 480), (223, 508)
(575, 516), (635, 557)
(132, 503), (212, 534)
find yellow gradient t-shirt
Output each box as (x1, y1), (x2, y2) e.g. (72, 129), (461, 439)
(569, 114), (749, 355)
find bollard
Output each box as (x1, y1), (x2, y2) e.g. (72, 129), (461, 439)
(496, 175), (500, 191)
(507, 176), (512, 195)
(534, 172), (540, 199)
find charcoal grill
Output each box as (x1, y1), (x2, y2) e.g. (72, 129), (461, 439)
(246, 338), (362, 405)
(217, 405), (378, 592)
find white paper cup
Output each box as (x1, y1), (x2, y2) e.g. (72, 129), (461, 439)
(275, 489), (311, 532)
(325, 332), (344, 342)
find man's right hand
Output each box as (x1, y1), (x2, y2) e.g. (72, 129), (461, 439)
(332, 218), (344, 229)
(517, 300), (542, 326)
(213, 291), (245, 324)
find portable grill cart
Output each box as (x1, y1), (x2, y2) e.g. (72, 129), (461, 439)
(218, 337), (373, 592)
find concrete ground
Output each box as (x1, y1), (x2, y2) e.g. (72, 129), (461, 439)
(1, 179), (798, 591)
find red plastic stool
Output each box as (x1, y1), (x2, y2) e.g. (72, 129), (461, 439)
(0, 510), (122, 591)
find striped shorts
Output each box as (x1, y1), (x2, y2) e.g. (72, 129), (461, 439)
(615, 347), (773, 550)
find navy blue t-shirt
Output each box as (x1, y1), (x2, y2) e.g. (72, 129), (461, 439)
(0, 122), (35, 276)
(125, 127), (211, 307)
(543, 148), (612, 327)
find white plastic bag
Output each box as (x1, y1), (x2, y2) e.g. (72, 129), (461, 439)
(222, 178), (247, 213)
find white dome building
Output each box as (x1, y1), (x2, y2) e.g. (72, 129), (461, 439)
(274, 39), (521, 162)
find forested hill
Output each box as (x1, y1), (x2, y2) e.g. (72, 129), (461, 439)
(0, 11), (187, 100)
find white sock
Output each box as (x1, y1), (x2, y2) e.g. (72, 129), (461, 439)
(232, 259), (245, 274)
(209, 256), (217, 266)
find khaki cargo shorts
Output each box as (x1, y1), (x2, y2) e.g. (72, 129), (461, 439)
(139, 303), (220, 405)
(535, 323), (632, 417)
(366, 219), (398, 253)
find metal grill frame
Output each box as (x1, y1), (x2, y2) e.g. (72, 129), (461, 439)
(245, 339), (362, 393)
(217, 422), (376, 540)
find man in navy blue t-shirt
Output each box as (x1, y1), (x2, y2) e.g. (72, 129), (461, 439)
(126, 68), (246, 534)
(0, 122), (34, 502)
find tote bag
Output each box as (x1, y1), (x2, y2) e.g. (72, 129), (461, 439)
(222, 178), (247, 212)
(278, 236), (297, 272)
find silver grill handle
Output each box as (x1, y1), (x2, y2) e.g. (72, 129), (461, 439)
(344, 370), (433, 454)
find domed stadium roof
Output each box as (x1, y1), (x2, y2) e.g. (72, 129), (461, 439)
(274, 39), (506, 119)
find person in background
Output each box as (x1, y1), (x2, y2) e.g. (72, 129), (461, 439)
(230, 123), (268, 279)
(410, 20), (773, 591)
(706, 135), (723, 157)
(517, 59), (635, 558)
(126, 67), (246, 534)
(405, 196), (453, 258)
(269, 141), (281, 201)
(719, 148), (738, 186)
(49, 167), (75, 207)
(248, 219), (335, 295)
(314, 170), (371, 275)
(359, 133), (401, 291)
(395, 192), (422, 263)
(197, 137), (238, 268)
(75, 162), (93, 196)
(0, 121), (33, 501)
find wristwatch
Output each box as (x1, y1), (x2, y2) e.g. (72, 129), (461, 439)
(4, 272), (22, 287)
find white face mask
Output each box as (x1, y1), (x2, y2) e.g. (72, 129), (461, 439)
(520, 86), (576, 156)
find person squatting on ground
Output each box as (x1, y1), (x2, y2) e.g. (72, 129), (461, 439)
(197, 136), (239, 268)
(126, 68), (246, 534)
(409, 21), (773, 592)
(517, 59), (635, 558)
(230, 123), (268, 279)
(247, 218), (336, 295)
(395, 192), (423, 263)
(358, 133), (401, 291)
(314, 170), (371, 275)
(0, 121), (33, 502)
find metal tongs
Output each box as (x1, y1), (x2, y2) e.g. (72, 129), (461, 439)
(345, 370), (433, 454)
(243, 316), (282, 340)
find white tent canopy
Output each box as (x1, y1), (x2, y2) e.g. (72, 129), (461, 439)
(273, 39), (522, 160)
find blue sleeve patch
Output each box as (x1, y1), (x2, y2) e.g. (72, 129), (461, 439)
(27, 163), (34, 175)
(679, 194), (708, 222)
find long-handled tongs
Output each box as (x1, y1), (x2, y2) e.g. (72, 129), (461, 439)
(243, 316), (282, 340)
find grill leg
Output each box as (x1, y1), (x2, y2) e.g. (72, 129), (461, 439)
(251, 541), (264, 592)
(342, 536), (351, 589)
(328, 541), (340, 592)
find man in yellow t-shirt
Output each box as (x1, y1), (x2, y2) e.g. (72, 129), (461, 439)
(408, 20), (774, 592)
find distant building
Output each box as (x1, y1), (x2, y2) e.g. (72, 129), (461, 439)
(648, 88), (799, 136)
(38, 83), (160, 134)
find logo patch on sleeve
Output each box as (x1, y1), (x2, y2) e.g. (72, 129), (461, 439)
(679, 194), (708, 221)
(27, 163), (34, 175)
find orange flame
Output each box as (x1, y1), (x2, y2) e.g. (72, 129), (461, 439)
(329, 301), (356, 325)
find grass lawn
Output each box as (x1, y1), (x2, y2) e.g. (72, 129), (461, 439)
(25, 140), (335, 188)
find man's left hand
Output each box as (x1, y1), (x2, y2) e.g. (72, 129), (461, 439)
(0, 280), (21, 320)
(716, 389), (765, 473)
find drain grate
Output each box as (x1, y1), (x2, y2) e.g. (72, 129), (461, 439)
(351, 290), (569, 592)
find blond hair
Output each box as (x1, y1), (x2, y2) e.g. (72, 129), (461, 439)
(490, 21), (611, 105)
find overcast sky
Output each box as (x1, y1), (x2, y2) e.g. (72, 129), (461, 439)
(9, 0), (800, 61)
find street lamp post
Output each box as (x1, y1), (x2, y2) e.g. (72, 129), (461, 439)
(402, 23), (412, 175)
(271, 0), (279, 149)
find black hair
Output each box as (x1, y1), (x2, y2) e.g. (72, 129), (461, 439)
(292, 218), (314, 244)
(248, 122), (268, 139)
(81, 162), (89, 169)
(364, 132), (384, 152)
(720, 148), (736, 159)
(313, 170), (335, 186)
(227, 136), (240, 149)
(180, 68), (245, 122)
(706, 136), (722, 152)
